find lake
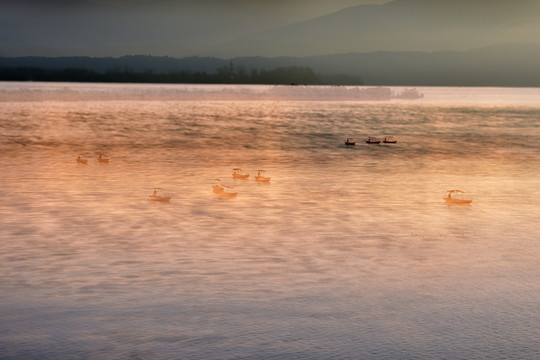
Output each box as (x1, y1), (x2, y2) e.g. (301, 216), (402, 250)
(1, 82), (539, 359)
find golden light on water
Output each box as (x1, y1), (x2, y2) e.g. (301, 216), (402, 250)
(1, 84), (539, 359)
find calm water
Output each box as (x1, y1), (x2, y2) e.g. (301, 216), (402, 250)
(1, 82), (539, 359)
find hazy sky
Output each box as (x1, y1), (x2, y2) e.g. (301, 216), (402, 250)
(0, 0), (389, 57)
(1, 0), (538, 58)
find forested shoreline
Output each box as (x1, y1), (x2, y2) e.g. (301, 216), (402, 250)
(0, 65), (363, 85)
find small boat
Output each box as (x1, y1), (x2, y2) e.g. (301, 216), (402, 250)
(345, 138), (356, 146)
(232, 168), (249, 179)
(383, 136), (397, 144)
(213, 184), (237, 198)
(366, 137), (381, 145)
(444, 190), (472, 204)
(255, 170), (271, 182)
(148, 188), (171, 202)
(76, 155), (88, 164)
(97, 154), (109, 163)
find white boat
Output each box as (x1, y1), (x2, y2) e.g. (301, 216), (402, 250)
(444, 190), (472, 204)
(213, 184), (237, 198)
(232, 168), (249, 179)
(148, 188), (171, 202)
(255, 170), (271, 182)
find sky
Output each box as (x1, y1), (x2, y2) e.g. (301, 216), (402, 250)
(1, 0), (539, 58)
(0, 0), (389, 57)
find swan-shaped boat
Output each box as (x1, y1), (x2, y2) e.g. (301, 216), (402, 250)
(76, 155), (88, 164)
(97, 154), (109, 163)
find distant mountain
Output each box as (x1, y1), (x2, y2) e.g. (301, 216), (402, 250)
(231, 43), (540, 86)
(213, 0), (540, 57)
(3, 0), (539, 58)
(0, 0), (386, 58)
(303, 44), (540, 86)
(2, 43), (540, 86)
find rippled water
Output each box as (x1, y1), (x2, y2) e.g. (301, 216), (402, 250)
(1, 83), (539, 359)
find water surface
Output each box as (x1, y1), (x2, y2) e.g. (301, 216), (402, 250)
(1, 83), (539, 359)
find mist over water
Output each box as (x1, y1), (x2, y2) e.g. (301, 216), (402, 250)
(1, 83), (539, 359)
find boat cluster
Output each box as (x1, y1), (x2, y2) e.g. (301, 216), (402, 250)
(77, 153), (469, 205)
(147, 168), (272, 202)
(213, 168), (271, 199)
(232, 168), (270, 182)
(77, 153), (174, 202)
(345, 136), (397, 146)
(76, 155), (271, 202)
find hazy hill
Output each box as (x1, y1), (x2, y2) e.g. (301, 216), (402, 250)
(2, 43), (540, 86)
(213, 0), (540, 57)
(2, 0), (539, 58)
(231, 44), (540, 86)
(304, 44), (540, 86)
(0, 0), (386, 58)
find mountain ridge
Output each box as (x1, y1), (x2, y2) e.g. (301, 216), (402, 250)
(2, 0), (539, 58)
(210, 0), (540, 57)
(2, 43), (540, 86)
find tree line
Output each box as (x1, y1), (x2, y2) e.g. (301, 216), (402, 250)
(0, 64), (362, 85)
